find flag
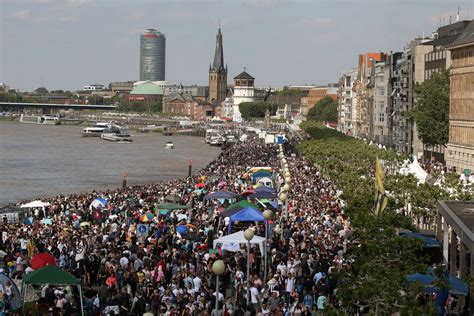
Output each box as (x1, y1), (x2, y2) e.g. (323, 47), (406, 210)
(374, 157), (388, 216)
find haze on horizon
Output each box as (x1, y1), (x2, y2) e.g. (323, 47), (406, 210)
(1, 0), (473, 91)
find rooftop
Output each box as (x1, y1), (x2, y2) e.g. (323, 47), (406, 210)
(130, 82), (164, 95)
(234, 71), (255, 80)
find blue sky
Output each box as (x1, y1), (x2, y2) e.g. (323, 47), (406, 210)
(1, 0), (473, 91)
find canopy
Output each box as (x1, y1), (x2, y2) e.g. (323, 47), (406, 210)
(156, 203), (190, 210)
(399, 154), (428, 184)
(20, 200), (50, 208)
(400, 232), (440, 248)
(407, 272), (468, 296)
(0, 205), (23, 213)
(229, 206), (265, 222)
(255, 186), (276, 193)
(213, 230), (265, 254)
(204, 191), (237, 200)
(0, 274), (21, 310)
(222, 201), (259, 217)
(31, 253), (56, 270)
(165, 194), (180, 202)
(248, 191), (277, 199)
(23, 265), (79, 285)
(250, 167), (272, 174)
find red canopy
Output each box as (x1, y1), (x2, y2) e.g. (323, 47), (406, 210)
(196, 183), (205, 188)
(31, 253), (56, 270)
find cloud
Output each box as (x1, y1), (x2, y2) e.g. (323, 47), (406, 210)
(242, 0), (288, 8)
(294, 17), (332, 28)
(12, 10), (30, 20)
(126, 10), (146, 22)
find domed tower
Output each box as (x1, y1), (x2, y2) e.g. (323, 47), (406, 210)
(209, 27), (227, 103)
(232, 69), (255, 122)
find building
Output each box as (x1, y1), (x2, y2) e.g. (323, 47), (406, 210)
(83, 84), (105, 91)
(209, 28), (227, 103)
(305, 87), (338, 118)
(446, 20), (474, 172)
(123, 81), (163, 104)
(337, 68), (358, 134)
(163, 85), (218, 121)
(370, 61), (390, 145)
(164, 84), (208, 101)
(221, 88), (234, 119)
(232, 70), (255, 122)
(109, 81), (134, 94)
(139, 29), (166, 81)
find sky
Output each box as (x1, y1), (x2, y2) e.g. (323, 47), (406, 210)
(1, 0), (473, 91)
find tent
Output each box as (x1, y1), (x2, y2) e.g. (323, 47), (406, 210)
(156, 203), (190, 210)
(255, 186), (276, 193)
(20, 200), (51, 208)
(400, 232), (440, 248)
(89, 198), (107, 210)
(407, 271), (469, 296)
(204, 191), (237, 200)
(399, 154), (428, 184)
(165, 194), (180, 202)
(229, 206), (265, 222)
(221, 201), (259, 217)
(0, 274), (21, 311)
(213, 230), (265, 254)
(30, 253), (56, 270)
(21, 265), (84, 315)
(248, 191), (277, 199)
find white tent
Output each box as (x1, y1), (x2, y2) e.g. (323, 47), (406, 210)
(399, 155), (428, 184)
(213, 230), (265, 254)
(20, 200), (51, 208)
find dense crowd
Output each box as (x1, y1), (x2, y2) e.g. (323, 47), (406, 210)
(0, 132), (352, 315)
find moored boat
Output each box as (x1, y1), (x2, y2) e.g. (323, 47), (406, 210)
(82, 122), (111, 137)
(101, 125), (133, 142)
(20, 114), (60, 125)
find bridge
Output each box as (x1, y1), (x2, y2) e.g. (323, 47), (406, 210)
(0, 102), (117, 112)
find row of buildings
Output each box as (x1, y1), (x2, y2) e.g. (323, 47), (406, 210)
(336, 17), (474, 172)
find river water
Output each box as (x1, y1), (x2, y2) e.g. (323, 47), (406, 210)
(0, 121), (221, 204)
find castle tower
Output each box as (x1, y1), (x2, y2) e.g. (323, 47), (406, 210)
(232, 69), (255, 122)
(209, 27), (227, 102)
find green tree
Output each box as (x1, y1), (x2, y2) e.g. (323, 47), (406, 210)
(411, 69), (450, 147)
(239, 101), (277, 120)
(87, 95), (104, 105)
(307, 96), (338, 122)
(276, 86), (303, 96)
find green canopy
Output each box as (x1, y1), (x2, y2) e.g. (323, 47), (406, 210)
(225, 200), (259, 212)
(156, 203), (190, 210)
(23, 265), (79, 285)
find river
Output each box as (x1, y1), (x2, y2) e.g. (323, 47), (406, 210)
(0, 121), (221, 204)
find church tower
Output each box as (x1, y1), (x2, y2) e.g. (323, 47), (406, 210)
(209, 27), (227, 103)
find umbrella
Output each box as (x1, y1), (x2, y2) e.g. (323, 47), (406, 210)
(217, 181), (227, 187)
(89, 198), (107, 210)
(0, 250), (7, 258)
(176, 225), (188, 234)
(204, 191), (237, 200)
(41, 218), (53, 225)
(196, 183), (206, 188)
(165, 194), (180, 202)
(156, 203), (190, 210)
(240, 190), (255, 196)
(31, 253), (56, 270)
(80, 222), (91, 227)
(140, 213), (154, 222)
(255, 186), (276, 193)
(221, 201), (260, 217)
(20, 200), (51, 208)
(23, 217), (34, 225)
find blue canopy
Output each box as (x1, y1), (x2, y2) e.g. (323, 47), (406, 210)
(252, 170), (272, 178)
(248, 191), (277, 199)
(204, 191), (237, 200)
(407, 272), (469, 296)
(255, 186), (276, 193)
(229, 206), (265, 222)
(176, 225), (188, 235)
(400, 232), (440, 248)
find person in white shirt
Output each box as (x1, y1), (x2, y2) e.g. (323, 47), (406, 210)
(193, 275), (202, 292)
(250, 285), (260, 310)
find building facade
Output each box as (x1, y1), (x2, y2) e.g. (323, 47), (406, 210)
(163, 86), (218, 121)
(305, 87), (338, 118)
(232, 70), (255, 122)
(337, 68), (357, 134)
(446, 21), (474, 172)
(139, 29), (166, 81)
(209, 28), (227, 103)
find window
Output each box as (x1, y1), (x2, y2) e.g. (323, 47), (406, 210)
(378, 113), (384, 122)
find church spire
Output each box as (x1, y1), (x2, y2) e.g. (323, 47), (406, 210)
(212, 27), (225, 71)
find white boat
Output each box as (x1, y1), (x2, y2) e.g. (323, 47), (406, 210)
(82, 122), (111, 137)
(139, 125), (165, 133)
(165, 141), (174, 149)
(101, 125), (133, 142)
(209, 135), (225, 146)
(20, 114), (60, 125)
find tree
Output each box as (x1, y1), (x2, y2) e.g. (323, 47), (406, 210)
(239, 101), (277, 120)
(276, 86), (303, 96)
(411, 69), (450, 147)
(307, 96), (338, 122)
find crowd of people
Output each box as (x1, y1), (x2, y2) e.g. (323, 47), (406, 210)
(0, 131), (353, 315)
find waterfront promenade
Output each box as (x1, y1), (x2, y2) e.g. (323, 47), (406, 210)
(1, 131), (350, 315)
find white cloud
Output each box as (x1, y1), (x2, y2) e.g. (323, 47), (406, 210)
(294, 17), (332, 28)
(242, 0), (288, 8)
(12, 10), (30, 20)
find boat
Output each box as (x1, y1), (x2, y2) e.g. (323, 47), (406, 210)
(162, 126), (174, 136)
(209, 134), (225, 146)
(82, 122), (111, 137)
(139, 125), (165, 133)
(101, 125), (133, 142)
(20, 114), (60, 125)
(165, 141), (174, 149)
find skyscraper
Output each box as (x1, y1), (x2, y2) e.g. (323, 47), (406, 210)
(139, 29), (166, 81)
(209, 28), (227, 102)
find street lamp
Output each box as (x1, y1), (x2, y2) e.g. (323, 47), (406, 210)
(284, 163), (289, 169)
(285, 176), (291, 184)
(244, 228), (254, 304)
(282, 183), (290, 192)
(212, 260), (226, 316)
(263, 210), (273, 282)
(284, 171), (291, 178)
